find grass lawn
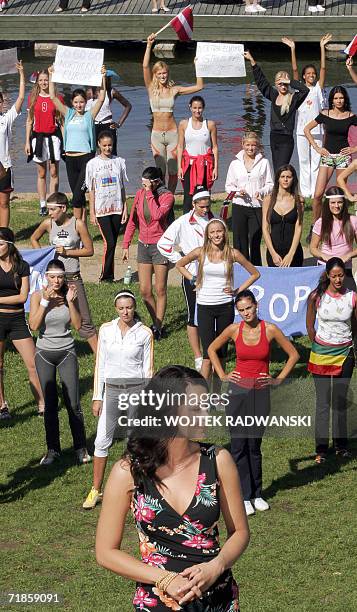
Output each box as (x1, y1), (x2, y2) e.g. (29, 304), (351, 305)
(0, 201), (356, 611)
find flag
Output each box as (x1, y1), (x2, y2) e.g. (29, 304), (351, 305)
(170, 6), (193, 41)
(344, 35), (357, 57)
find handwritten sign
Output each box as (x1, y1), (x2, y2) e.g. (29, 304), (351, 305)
(52, 45), (104, 86)
(0, 48), (18, 76)
(195, 43), (246, 78)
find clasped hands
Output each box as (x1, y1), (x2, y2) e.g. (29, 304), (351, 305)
(165, 559), (223, 606)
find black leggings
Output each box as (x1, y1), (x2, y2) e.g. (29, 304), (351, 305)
(182, 166), (207, 214)
(65, 152), (94, 208)
(60, 0), (90, 7)
(270, 133), (294, 173)
(231, 204), (262, 265)
(313, 350), (355, 454)
(197, 302), (235, 359)
(97, 214), (122, 281)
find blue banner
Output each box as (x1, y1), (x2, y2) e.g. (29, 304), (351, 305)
(20, 247), (55, 312)
(233, 265), (324, 336)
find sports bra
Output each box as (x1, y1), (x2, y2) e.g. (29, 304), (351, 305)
(149, 94), (175, 113)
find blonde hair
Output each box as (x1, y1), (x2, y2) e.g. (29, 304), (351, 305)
(196, 220), (234, 289)
(274, 71), (292, 116)
(242, 131), (262, 151)
(151, 61), (175, 98)
(28, 70), (62, 125)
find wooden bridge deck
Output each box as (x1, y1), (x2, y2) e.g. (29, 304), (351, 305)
(0, 0), (355, 42)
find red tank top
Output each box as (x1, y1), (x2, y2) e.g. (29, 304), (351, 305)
(235, 320), (270, 388)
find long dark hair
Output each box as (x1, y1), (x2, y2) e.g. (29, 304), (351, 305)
(0, 227), (24, 290)
(320, 186), (353, 248)
(301, 64), (317, 82)
(328, 86), (351, 112)
(266, 165), (302, 227)
(123, 365), (208, 487)
(310, 257), (345, 302)
(46, 259), (68, 298)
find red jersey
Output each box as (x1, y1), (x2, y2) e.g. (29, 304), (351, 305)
(27, 94), (64, 134)
(235, 320), (270, 389)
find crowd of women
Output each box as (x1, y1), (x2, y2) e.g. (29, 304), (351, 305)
(1, 37), (357, 611)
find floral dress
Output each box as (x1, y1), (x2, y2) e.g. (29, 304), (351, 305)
(131, 444), (240, 612)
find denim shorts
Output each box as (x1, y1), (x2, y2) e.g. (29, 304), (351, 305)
(320, 153), (352, 169)
(137, 241), (168, 265)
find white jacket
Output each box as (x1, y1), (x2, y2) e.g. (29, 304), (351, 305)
(93, 319), (153, 400)
(225, 151), (273, 208)
(157, 210), (215, 275)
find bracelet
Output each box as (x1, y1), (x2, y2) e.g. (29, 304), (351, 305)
(155, 570), (178, 593)
(40, 298), (49, 308)
(190, 275), (197, 287)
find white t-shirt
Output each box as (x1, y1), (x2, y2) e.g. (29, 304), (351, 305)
(296, 82), (324, 136)
(85, 92), (112, 124)
(85, 155), (127, 217)
(0, 105), (19, 168)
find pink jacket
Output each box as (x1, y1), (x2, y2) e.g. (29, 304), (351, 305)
(122, 186), (174, 248)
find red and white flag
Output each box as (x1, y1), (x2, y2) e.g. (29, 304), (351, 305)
(344, 35), (357, 57)
(170, 6), (194, 41)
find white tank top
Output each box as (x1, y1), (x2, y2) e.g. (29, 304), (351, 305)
(85, 92), (112, 124)
(185, 118), (211, 156)
(316, 289), (356, 345)
(196, 257), (233, 305)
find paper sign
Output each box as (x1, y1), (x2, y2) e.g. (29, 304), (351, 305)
(0, 48), (18, 76)
(52, 45), (104, 86)
(195, 42), (246, 78)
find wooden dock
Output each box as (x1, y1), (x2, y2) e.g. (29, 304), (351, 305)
(0, 1), (355, 43)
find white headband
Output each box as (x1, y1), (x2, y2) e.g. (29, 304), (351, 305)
(46, 270), (65, 275)
(114, 291), (136, 303)
(325, 194), (345, 199)
(0, 239), (14, 244)
(193, 190), (210, 202)
(206, 218), (227, 230)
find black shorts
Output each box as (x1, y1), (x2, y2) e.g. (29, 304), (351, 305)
(0, 167), (14, 194)
(182, 277), (196, 327)
(0, 311), (32, 341)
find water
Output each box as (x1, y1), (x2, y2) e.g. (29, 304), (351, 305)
(1, 44), (356, 196)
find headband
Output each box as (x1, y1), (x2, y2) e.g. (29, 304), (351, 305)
(325, 194), (345, 199)
(0, 239), (14, 244)
(206, 218), (227, 229)
(45, 269), (66, 275)
(193, 190), (210, 202)
(114, 291), (136, 303)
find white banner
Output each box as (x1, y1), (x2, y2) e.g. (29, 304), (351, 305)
(52, 45), (104, 86)
(195, 42), (246, 78)
(0, 48), (18, 76)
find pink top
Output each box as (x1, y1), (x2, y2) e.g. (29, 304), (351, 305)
(122, 187), (174, 248)
(312, 216), (357, 268)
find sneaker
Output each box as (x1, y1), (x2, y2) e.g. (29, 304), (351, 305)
(194, 357), (203, 372)
(308, 6), (318, 11)
(40, 449), (60, 465)
(150, 325), (162, 341)
(255, 4), (266, 11)
(244, 500), (255, 516)
(245, 5), (258, 12)
(55, 6), (63, 11)
(0, 403), (11, 420)
(316, 4), (325, 10)
(315, 452), (327, 464)
(335, 449), (352, 458)
(83, 486), (102, 509)
(80, 6), (88, 11)
(76, 448), (92, 465)
(253, 497), (270, 511)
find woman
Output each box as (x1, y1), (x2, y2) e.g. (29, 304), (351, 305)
(25, 69), (64, 216)
(310, 186), (357, 289)
(29, 259), (90, 466)
(122, 167), (174, 341)
(337, 158), (357, 203)
(244, 0), (266, 13)
(85, 74), (132, 156)
(262, 165), (304, 267)
(225, 131), (273, 265)
(208, 290), (299, 515)
(143, 34), (204, 193)
(0, 60), (25, 227)
(244, 50), (309, 172)
(176, 219), (260, 380)
(304, 86), (357, 225)
(96, 365), (250, 611)
(30, 192), (97, 353)
(0, 227), (44, 420)
(48, 64), (106, 220)
(83, 289), (153, 509)
(282, 34), (331, 198)
(306, 258), (355, 463)
(86, 130), (128, 283)
(177, 95), (218, 214)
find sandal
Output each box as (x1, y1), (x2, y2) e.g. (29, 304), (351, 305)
(335, 449), (352, 459)
(315, 453), (327, 464)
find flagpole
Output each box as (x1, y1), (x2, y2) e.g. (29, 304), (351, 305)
(154, 5), (192, 38)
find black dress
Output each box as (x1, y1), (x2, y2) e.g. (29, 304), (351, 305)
(266, 206), (304, 267)
(131, 444), (240, 611)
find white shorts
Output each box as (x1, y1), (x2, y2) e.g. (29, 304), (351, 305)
(32, 135), (61, 164)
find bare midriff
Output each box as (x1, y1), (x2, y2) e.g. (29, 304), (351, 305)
(152, 112), (177, 132)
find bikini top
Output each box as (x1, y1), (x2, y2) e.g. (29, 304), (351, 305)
(149, 94), (175, 113)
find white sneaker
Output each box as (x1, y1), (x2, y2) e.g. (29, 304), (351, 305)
(244, 500), (255, 515)
(255, 4), (266, 11)
(245, 5), (258, 13)
(253, 497), (270, 511)
(308, 6), (318, 11)
(76, 448), (92, 465)
(316, 4), (325, 10)
(194, 357), (203, 372)
(40, 449), (60, 466)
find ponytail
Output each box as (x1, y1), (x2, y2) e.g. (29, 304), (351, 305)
(309, 257), (345, 303)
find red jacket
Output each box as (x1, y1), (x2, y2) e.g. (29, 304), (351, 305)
(122, 186), (174, 248)
(181, 149), (215, 195)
